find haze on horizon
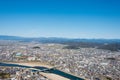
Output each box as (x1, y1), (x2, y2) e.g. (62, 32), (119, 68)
(0, 0), (120, 39)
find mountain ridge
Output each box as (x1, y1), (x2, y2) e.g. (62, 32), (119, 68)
(0, 35), (120, 43)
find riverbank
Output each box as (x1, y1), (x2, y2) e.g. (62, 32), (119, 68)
(8, 61), (52, 68)
(6, 62), (71, 80)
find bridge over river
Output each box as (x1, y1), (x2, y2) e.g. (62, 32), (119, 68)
(0, 62), (84, 80)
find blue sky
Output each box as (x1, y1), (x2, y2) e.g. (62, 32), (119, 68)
(0, 0), (120, 39)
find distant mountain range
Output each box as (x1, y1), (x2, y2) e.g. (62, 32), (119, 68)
(0, 35), (120, 51)
(0, 35), (25, 40)
(0, 35), (120, 43)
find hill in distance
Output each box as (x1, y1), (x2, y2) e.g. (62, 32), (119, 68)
(0, 35), (120, 51)
(0, 35), (120, 43)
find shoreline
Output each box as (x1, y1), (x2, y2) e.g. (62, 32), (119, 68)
(3, 61), (71, 80)
(7, 61), (53, 68)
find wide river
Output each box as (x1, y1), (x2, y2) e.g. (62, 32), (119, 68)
(0, 62), (84, 80)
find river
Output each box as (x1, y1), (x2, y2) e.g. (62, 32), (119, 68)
(0, 62), (84, 80)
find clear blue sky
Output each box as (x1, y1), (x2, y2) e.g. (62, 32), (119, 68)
(0, 0), (120, 39)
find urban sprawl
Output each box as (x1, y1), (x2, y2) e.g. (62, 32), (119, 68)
(0, 40), (120, 80)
